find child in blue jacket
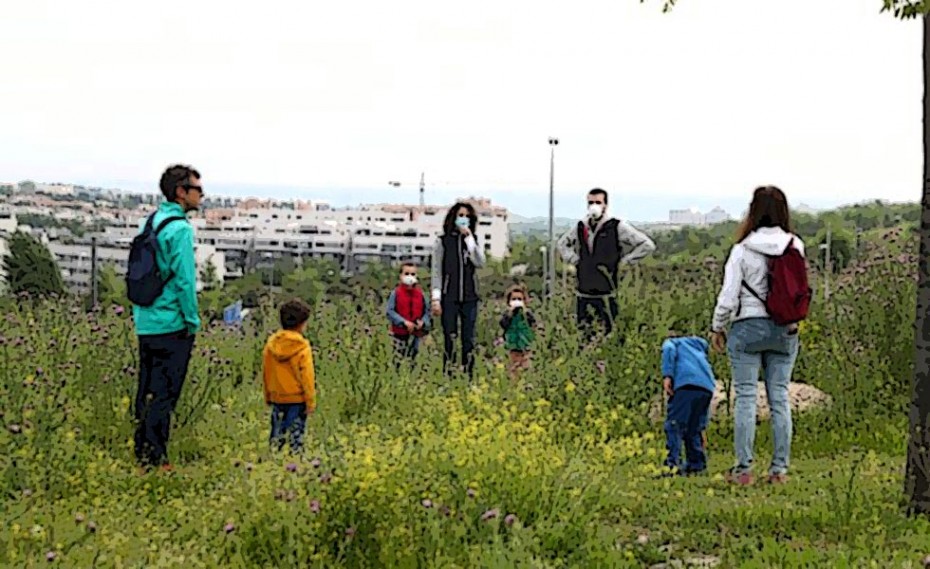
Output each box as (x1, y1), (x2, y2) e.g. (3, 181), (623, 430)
(660, 324), (716, 476)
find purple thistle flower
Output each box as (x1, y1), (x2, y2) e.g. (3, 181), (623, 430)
(86, 521), (97, 533)
(114, 306), (125, 316)
(595, 360), (606, 373)
(224, 523), (235, 534)
(421, 499), (433, 508)
(310, 457), (321, 468)
(286, 462), (297, 473)
(481, 508), (499, 522)
(466, 488), (476, 498)
(309, 499), (321, 513)
(504, 514), (517, 526)
(75, 513), (85, 523)
(345, 527), (356, 537)
(46, 551), (57, 562)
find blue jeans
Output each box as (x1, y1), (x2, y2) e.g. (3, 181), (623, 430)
(727, 317), (799, 476)
(269, 403), (307, 454)
(664, 386), (713, 472)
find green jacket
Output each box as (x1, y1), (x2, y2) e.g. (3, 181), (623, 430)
(131, 202), (201, 336)
(500, 308), (536, 352)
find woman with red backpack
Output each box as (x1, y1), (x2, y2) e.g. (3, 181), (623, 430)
(710, 186), (812, 486)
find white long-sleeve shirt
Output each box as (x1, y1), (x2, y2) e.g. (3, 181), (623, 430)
(711, 227), (806, 332)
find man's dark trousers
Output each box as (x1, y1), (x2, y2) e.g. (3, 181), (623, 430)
(134, 330), (195, 467)
(576, 295), (619, 341)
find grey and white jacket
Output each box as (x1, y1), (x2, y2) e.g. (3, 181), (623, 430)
(711, 227), (806, 332)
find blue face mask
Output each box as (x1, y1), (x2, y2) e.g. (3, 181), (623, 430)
(455, 217), (469, 228)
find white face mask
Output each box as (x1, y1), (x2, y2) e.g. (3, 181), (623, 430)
(509, 299), (524, 309)
(402, 275), (417, 286)
(588, 203), (604, 220)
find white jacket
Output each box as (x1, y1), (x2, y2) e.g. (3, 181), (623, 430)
(711, 227), (806, 332)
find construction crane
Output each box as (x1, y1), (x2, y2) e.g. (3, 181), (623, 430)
(419, 172), (425, 207)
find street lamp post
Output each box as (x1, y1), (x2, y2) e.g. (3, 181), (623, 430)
(547, 137), (558, 300)
(540, 246), (548, 298)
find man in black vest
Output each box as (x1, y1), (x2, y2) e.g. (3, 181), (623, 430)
(556, 188), (656, 342)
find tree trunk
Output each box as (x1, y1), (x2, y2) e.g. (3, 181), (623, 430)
(906, 12), (930, 517)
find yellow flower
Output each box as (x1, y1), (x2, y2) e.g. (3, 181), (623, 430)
(565, 381), (576, 393)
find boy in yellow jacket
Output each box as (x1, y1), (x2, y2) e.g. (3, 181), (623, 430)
(263, 298), (316, 454)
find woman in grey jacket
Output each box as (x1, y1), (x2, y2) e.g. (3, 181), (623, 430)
(430, 202), (486, 379)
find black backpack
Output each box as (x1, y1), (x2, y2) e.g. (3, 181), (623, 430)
(126, 214), (186, 306)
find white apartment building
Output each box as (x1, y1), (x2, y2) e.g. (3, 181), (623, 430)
(4, 188), (511, 287)
(704, 207), (731, 225)
(48, 240), (225, 294)
(0, 211), (17, 293)
(669, 208), (705, 225)
(113, 197), (510, 278)
(668, 206), (732, 226)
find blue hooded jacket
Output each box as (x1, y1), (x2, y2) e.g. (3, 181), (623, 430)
(661, 336), (716, 393)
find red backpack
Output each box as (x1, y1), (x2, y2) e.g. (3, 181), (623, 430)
(742, 238), (812, 326)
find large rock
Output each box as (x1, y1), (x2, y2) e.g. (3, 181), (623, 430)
(648, 380), (832, 423)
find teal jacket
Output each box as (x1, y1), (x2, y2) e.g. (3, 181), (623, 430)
(131, 202), (202, 336)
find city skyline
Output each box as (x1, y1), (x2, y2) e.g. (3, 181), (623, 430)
(3, 175), (889, 224)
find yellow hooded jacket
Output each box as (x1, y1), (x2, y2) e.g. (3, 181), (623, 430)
(262, 330), (316, 411)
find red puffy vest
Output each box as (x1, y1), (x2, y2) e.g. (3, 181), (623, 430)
(390, 285), (427, 337)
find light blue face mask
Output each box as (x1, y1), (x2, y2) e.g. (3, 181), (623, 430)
(455, 216), (470, 228)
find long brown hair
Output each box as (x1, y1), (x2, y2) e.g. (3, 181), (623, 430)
(735, 185), (792, 243)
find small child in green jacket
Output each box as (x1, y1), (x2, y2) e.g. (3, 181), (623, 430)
(499, 284), (536, 379)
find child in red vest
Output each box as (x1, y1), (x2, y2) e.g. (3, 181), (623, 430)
(386, 261), (431, 368)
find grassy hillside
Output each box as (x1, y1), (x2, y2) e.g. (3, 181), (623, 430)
(1, 221), (927, 566)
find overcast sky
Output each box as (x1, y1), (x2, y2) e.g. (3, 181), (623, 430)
(0, 0), (921, 220)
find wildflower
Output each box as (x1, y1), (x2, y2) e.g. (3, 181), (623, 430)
(467, 488), (476, 498)
(22, 489), (32, 497)
(345, 527), (356, 537)
(114, 306), (125, 316)
(8, 424), (21, 434)
(637, 533), (649, 545)
(310, 457), (321, 468)
(309, 499), (321, 513)
(245, 462), (254, 472)
(286, 462), (298, 473)
(319, 472), (333, 484)
(46, 551), (57, 562)
(87, 522), (97, 533)
(481, 508), (499, 521)
(74, 513), (85, 524)
(595, 360), (606, 373)
(421, 499), (433, 508)
(504, 514), (518, 526)
(224, 523), (235, 534)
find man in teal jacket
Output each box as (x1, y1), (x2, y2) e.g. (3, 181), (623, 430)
(132, 164), (203, 472)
